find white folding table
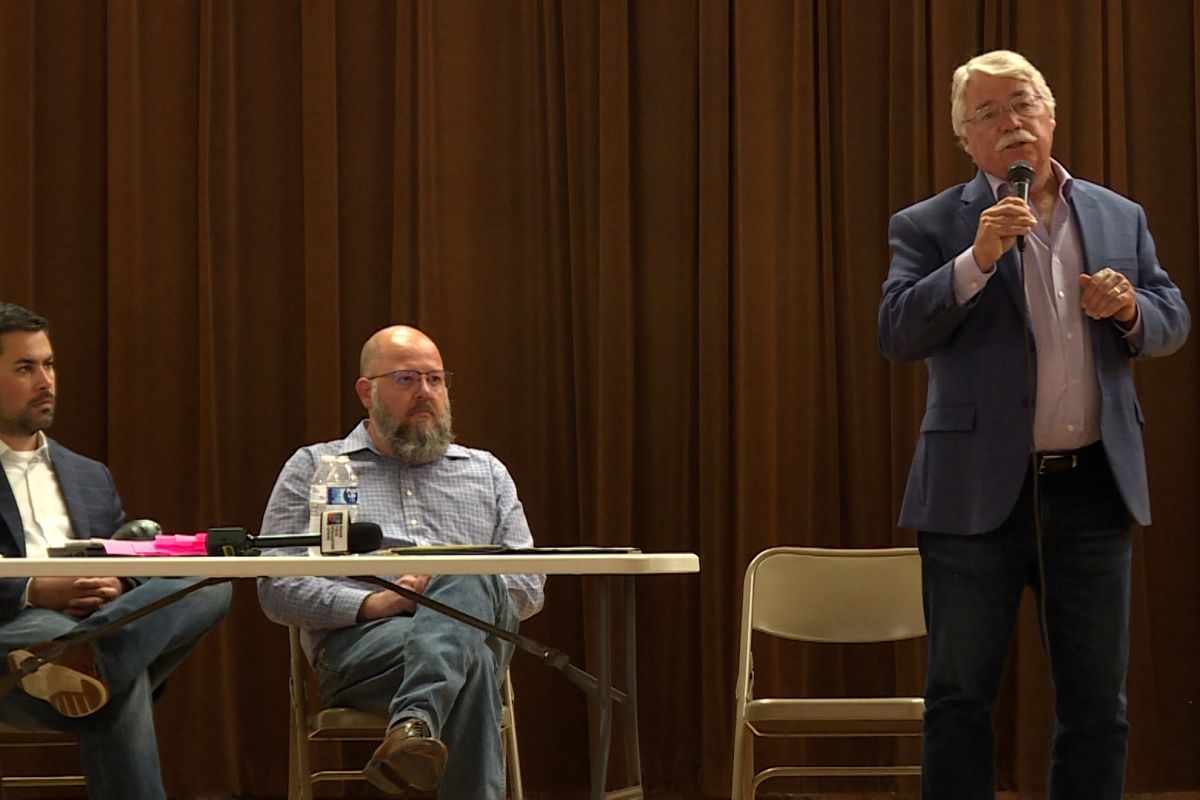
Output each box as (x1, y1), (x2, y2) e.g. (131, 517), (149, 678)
(0, 551), (700, 800)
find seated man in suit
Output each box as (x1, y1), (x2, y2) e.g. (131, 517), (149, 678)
(0, 301), (233, 799)
(258, 324), (544, 799)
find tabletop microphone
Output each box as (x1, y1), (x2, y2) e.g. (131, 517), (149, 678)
(1006, 159), (1034, 252)
(112, 518), (163, 540)
(205, 521), (383, 556)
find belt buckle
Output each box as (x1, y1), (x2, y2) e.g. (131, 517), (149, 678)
(1037, 453), (1078, 476)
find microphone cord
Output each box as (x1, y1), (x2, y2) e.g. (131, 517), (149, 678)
(1016, 241), (1055, 676)
(0, 577), (232, 695)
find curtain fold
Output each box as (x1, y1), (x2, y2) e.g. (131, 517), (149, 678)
(0, 1), (1196, 796)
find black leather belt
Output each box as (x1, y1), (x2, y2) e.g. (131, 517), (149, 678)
(1035, 441), (1104, 476)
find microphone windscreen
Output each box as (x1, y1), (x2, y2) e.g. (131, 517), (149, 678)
(347, 521), (383, 553)
(113, 518), (163, 541)
(1006, 159), (1034, 191)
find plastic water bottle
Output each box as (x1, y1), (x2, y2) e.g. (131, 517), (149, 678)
(318, 455), (359, 554)
(308, 455), (337, 538)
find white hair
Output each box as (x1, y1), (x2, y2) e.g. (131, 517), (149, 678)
(951, 50), (1057, 139)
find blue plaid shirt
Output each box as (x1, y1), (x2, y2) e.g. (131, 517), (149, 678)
(256, 422), (544, 653)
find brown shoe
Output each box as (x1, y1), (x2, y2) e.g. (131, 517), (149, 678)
(7, 640), (109, 718)
(363, 717), (448, 795)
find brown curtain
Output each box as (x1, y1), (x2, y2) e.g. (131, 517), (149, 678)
(1, 1), (1196, 797)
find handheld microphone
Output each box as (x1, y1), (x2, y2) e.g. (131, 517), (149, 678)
(1006, 159), (1034, 252)
(205, 522), (383, 556)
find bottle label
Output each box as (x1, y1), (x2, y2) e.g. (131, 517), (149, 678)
(325, 486), (359, 505)
(320, 508), (349, 554)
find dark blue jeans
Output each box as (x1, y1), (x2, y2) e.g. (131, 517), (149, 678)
(919, 452), (1132, 800)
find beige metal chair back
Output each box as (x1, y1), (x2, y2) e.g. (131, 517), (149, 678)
(0, 720), (85, 796)
(731, 546), (926, 799)
(287, 626), (524, 800)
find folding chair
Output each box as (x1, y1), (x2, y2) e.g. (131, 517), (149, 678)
(0, 720), (85, 797)
(731, 547), (926, 799)
(287, 626), (524, 800)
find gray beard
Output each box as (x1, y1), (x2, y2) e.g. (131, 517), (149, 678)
(373, 396), (455, 466)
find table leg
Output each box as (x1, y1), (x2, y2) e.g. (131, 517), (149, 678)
(621, 576), (642, 793)
(600, 576), (644, 800)
(591, 577), (612, 800)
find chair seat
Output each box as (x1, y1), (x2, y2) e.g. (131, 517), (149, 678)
(308, 707), (388, 739)
(0, 720), (86, 790)
(745, 697), (925, 736)
(309, 703), (517, 741)
(0, 721), (77, 746)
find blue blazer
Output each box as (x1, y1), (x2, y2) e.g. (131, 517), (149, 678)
(0, 438), (125, 620)
(880, 171), (1190, 535)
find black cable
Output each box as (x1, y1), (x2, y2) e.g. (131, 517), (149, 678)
(1016, 244), (1055, 673)
(0, 577), (231, 696)
(359, 575), (628, 704)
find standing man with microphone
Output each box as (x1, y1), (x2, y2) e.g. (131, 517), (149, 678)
(879, 51), (1190, 799)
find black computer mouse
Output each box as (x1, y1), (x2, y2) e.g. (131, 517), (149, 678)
(112, 518), (163, 540)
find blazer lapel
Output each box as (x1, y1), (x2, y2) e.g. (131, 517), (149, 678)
(1068, 182), (1103, 275)
(959, 171), (1029, 320)
(47, 439), (89, 537)
(0, 472), (25, 556)
(1068, 182), (1125, 358)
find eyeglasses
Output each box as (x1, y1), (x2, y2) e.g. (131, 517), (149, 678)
(962, 94), (1045, 128)
(366, 369), (453, 391)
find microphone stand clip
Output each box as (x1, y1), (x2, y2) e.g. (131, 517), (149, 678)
(205, 527), (260, 557)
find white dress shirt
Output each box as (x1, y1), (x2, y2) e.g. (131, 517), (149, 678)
(0, 432), (76, 558)
(951, 160), (1143, 451)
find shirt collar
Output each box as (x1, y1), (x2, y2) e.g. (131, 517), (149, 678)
(985, 158), (1075, 203)
(1053, 159), (1075, 202)
(0, 431), (49, 462)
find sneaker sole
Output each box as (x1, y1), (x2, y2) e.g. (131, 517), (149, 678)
(7, 649), (109, 717)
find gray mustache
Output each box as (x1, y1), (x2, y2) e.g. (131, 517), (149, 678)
(995, 130), (1036, 151)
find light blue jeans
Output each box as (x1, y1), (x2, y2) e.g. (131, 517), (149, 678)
(313, 574), (518, 800)
(0, 577), (233, 800)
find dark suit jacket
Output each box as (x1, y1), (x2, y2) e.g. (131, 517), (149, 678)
(0, 438), (125, 620)
(880, 170), (1191, 535)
